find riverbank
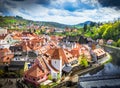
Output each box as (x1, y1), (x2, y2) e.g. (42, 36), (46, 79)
(98, 53), (112, 64)
(103, 45), (120, 50)
(54, 53), (112, 88)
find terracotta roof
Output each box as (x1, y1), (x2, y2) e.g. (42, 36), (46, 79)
(93, 48), (106, 57)
(0, 54), (14, 63)
(45, 48), (55, 55)
(25, 64), (45, 78)
(39, 45), (51, 54)
(0, 34), (8, 40)
(46, 48), (69, 65)
(12, 35), (22, 40)
(51, 48), (66, 60)
(0, 48), (9, 52)
(21, 41), (31, 51)
(71, 49), (79, 57)
(36, 58), (50, 74)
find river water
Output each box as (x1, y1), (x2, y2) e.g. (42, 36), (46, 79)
(83, 46), (120, 76)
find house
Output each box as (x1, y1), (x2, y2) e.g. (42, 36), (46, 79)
(20, 41), (31, 53)
(0, 27), (7, 35)
(9, 44), (23, 55)
(24, 63), (49, 85)
(44, 48), (79, 78)
(8, 61), (29, 72)
(107, 39), (114, 45)
(79, 46), (92, 62)
(12, 33), (22, 42)
(65, 27), (71, 32)
(98, 39), (104, 45)
(0, 34), (8, 45)
(93, 48), (106, 59)
(21, 32), (36, 40)
(38, 45), (51, 54)
(0, 48), (14, 64)
(0, 34), (14, 45)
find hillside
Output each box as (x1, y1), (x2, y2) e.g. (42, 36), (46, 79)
(83, 20), (120, 47)
(0, 16), (95, 29)
(0, 16), (71, 29)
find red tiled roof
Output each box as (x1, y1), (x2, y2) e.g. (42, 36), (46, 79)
(25, 64), (45, 78)
(36, 58), (50, 74)
(0, 34), (8, 40)
(93, 48), (106, 57)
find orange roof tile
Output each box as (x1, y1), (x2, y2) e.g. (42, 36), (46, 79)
(25, 64), (45, 78)
(0, 34), (8, 40)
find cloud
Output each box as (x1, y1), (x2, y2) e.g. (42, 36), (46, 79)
(0, 0), (120, 24)
(11, 0), (25, 1)
(35, 0), (51, 5)
(98, 0), (120, 9)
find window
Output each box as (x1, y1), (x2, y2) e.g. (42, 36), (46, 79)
(6, 57), (9, 60)
(33, 78), (35, 81)
(37, 78), (40, 81)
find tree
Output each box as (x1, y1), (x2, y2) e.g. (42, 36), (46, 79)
(117, 39), (120, 47)
(0, 70), (4, 77)
(79, 54), (89, 67)
(83, 24), (87, 32)
(48, 74), (52, 80)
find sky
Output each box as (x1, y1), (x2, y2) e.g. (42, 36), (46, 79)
(0, 0), (120, 25)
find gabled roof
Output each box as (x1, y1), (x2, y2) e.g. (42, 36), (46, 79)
(0, 34), (8, 40)
(45, 48), (70, 65)
(93, 48), (106, 57)
(0, 48), (9, 53)
(25, 64), (45, 78)
(51, 48), (66, 60)
(36, 58), (50, 74)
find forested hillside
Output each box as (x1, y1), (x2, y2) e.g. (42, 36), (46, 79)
(83, 20), (120, 47)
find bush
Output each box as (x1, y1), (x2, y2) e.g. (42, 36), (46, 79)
(79, 55), (89, 67)
(112, 41), (117, 47)
(0, 70), (4, 77)
(117, 39), (120, 47)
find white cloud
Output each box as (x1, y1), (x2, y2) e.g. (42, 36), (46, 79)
(1, 0), (120, 25)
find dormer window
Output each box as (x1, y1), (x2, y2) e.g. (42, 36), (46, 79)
(6, 57), (9, 60)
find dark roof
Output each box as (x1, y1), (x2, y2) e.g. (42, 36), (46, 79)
(9, 61), (25, 66)
(8, 61), (25, 71)
(62, 66), (72, 73)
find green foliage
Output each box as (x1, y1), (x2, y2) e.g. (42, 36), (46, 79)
(0, 70), (4, 77)
(97, 21), (120, 41)
(48, 74), (52, 80)
(84, 20), (120, 47)
(40, 83), (58, 88)
(83, 24), (88, 32)
(112, 41), (117, 47)
(117, 39), (120, 47)
(79, 55), (89, 67)
(57, 73), (61, 80)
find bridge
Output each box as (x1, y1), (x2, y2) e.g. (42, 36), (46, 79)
(78, 75), (120, 88)
(79, 75), (120, 82)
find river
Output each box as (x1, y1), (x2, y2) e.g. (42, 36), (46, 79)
(83, 45), (120, 76)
